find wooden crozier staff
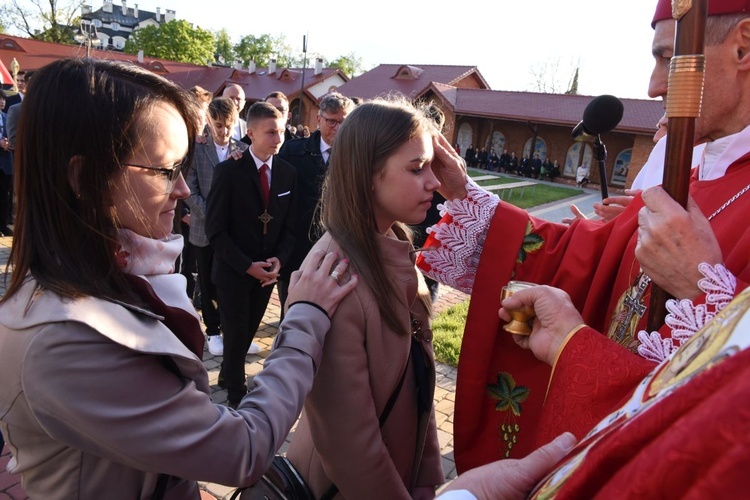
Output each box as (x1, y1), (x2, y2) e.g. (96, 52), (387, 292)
(648, 0), (709, 330)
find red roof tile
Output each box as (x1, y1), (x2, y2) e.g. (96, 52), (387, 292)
(336, 64), (489, 100)
(0, 34), (232, 91)
(0, 34), (347, 100)
(220, 66), (349, 103)
(434, 87), (663, 134)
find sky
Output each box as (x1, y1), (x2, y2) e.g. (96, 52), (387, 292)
(12, 0), (662, 100)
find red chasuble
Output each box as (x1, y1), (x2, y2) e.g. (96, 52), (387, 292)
(528, 288), (750, 498)
(444, 156), (750, 473)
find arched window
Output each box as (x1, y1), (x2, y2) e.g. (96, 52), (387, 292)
(523, 137), (548, 160)
(611, 148), (632, 186)
(490, 131), (506, 156)
(111, 22), (120, 31)
(112, 36), (126, 49)
(457, 122), (473, 159)
(564, 142), (593, 177)
(289, 99), (300, 126)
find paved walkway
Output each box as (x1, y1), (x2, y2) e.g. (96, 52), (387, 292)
(0, 173), (605, 499)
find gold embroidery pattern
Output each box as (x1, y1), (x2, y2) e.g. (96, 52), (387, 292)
(608, 272), (651, 352)
(487, 372), (529, 457)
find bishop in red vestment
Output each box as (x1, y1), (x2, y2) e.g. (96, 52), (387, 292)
(500, 278), (750, 498)
(419, 0), (750, 471)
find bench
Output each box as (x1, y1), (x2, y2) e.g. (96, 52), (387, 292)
(471, 175), (501, 182)
(484, 181), (537, 200)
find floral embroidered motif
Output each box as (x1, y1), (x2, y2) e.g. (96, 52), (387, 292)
(637, 263), (737, 362)
(420, 181), (499, 293)
(518, 222), (544, 264)
(487, 372), (529, 457)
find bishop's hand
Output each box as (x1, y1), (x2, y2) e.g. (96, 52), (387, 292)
(500, 285), (584, 366)
(431, 133), (468, 201)
(636, 187), (723, 300)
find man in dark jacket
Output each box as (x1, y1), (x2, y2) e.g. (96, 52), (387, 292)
(277, 92), (354, 313)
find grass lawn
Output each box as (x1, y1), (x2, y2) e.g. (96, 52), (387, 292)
(432, 300), (469, 367)
(467, 169), (583, 210)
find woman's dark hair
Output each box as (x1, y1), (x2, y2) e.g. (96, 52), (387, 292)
(2, 58), (201, 304)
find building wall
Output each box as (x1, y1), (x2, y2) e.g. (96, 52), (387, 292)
(453, 74), (484, 90)
(451, 115), (650, 189)
(628, 135), (657, 187)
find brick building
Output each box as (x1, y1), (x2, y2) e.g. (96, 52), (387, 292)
(337, 64), (663, 189)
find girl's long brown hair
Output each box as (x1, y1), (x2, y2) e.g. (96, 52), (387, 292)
(320, 97), (435, 335)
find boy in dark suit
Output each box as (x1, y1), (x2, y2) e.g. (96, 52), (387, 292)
(206, 102), (297, 407)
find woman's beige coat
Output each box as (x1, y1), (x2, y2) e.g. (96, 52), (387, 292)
(0, 278), (330, 499)
(287, 232), (444, 499)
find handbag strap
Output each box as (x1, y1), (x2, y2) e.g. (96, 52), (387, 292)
(319, 339), (412, 500)
(150, 473), (170, 500)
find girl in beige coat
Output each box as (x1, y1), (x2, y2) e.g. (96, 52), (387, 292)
(286, 99), (466, 499)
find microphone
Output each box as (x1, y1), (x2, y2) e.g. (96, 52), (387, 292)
(572, 94), (624, 139)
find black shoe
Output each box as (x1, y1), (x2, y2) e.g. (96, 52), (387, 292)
(0, 226), (12, 237)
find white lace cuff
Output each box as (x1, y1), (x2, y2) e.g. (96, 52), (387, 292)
(636, 263), (736, 362)
(420, 180), (500, 293)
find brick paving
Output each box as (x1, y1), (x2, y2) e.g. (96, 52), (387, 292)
(0, 173), (595, 498)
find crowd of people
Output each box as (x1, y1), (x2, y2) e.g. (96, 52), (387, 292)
(2, 0), (750, 498)
(463, 145), (562, 180)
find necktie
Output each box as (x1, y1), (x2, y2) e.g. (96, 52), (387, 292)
(324, 148), (331, 168)
(259, 164), (270, 207)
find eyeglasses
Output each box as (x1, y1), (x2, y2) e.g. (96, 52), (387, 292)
(320, 115), (344, 128)
(125, 157), (187, 193)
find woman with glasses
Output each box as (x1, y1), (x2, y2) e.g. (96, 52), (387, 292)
(0, 58), (357, 499)
(285, 98), (467, 499)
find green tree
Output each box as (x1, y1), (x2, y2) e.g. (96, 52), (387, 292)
(125, 20), (215, 65)
(273, 38), (297, 69)
(213, 28), (234, 66)
(234, 34), (276, 68)
(3, 0), (82, 43)
(329, 53), (364, 78)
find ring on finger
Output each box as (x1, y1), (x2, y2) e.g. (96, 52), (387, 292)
(330, 270), (341, 281)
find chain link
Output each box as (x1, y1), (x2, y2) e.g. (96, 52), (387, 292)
(707, 182), (750, 221)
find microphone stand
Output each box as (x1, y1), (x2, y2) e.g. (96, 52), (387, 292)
(593, 135), (609, 200)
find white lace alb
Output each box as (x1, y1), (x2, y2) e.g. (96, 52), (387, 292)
(637, 263), (736, 362)
(420, 181), (499, 293)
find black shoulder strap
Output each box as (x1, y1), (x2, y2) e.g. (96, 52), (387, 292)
(150, 473), (170, 500)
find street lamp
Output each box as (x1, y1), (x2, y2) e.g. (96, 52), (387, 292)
(74, 22), (101, 57)
(298, 34), (307, 125)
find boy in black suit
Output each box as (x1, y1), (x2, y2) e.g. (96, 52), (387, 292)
(206, 102), (297, 407)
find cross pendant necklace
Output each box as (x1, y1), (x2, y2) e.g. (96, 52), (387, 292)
(258, 210), (273, 235)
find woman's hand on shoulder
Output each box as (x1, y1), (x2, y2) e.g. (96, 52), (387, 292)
(287, 249), (358, 317)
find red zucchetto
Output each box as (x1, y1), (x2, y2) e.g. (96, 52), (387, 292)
(653, 0), (750, 27)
